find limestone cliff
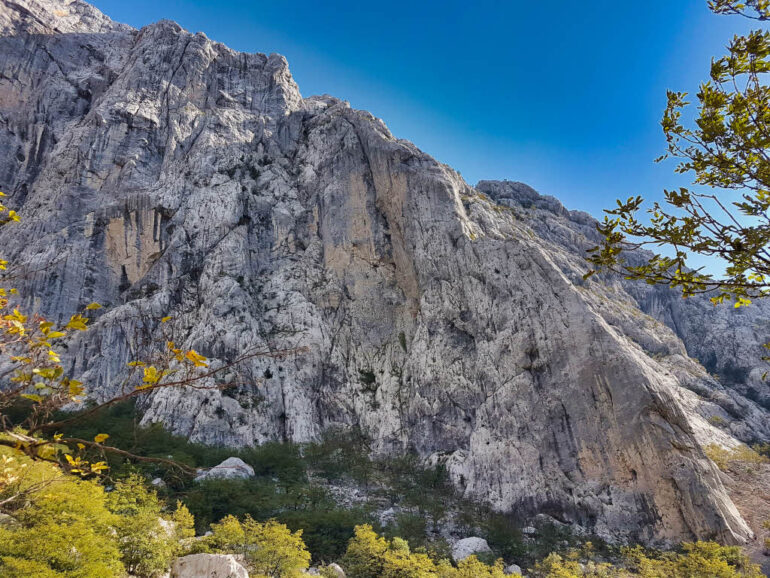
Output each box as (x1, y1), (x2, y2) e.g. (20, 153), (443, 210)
(1, 0), (767, 545)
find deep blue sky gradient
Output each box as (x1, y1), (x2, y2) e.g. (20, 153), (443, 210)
(91, 0), (757, 220)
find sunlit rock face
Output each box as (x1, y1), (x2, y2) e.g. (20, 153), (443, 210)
(1, 0), (768, 546)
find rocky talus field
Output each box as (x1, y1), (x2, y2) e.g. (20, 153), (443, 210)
(3, 0), (770, 554)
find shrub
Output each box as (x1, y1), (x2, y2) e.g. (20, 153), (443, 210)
(106, 474), (195, 577)
(437, 556), (507, 577)
(207, 515), (311, 577)
(341, 525), (507, 578)
(0, 449), (124, 577)
(341, 524), (389, 578)
(622, 542), (763, 577)
(708, 415), (727, 427)
(705, 443), (768, 472)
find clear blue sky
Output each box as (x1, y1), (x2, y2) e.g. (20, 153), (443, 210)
(91, 0), (757, 220)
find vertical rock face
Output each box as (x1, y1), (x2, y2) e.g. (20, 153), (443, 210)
(0, 0), (767, 545)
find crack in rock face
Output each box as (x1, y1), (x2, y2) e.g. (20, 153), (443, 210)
(1, 0), (768, 546)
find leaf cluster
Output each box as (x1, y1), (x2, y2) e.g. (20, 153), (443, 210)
(587, 6), (770, 312)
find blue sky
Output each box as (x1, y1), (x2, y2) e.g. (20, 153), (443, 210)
(92, 0), (756, 220)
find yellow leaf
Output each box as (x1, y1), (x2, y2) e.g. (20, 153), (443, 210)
(21, 393), (42, 403)
(94, 433), (109, 444)
(185, 350), (209, 368)
(68, 379), (84, 397)
(32, 367), (57, 380)
(85, 302), (102, 310)
(46, 331), (66, 340)
(77, 443), (85, 450)
(4, 308), (27, 323)
(65, 314), (88, 331)
(161, 316), (172, 323)
(143, 366), (160, 385)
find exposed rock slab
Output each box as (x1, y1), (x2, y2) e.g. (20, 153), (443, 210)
(171, 553), (249, 578)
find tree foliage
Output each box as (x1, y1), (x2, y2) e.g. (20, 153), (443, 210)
(0, 447), (124, 577)
(527, 542), (763, 577)
(587, 2), (770, 309)
(206, 514), (312, 577)
(106, 474), (194, 577)
(709, 0), (770, 19)
(340, 524), (506, 578)
(0, 448), (200, 577)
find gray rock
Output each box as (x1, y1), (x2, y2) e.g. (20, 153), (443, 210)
(505, 564), (523, 576)
(324, 563), (346, 577)
(0, 513), (20, 529)
(170, 553), (248, 578)
(0, 0), (764, 546)
(521, 526), (537, 535)
(194, 457), (255, 482)
(151, 477), (166, 487)
(452, 537), (492, 562)
(378, 507), (397, 527)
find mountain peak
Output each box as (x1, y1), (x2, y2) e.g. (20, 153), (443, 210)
(1, 0), (131, 35)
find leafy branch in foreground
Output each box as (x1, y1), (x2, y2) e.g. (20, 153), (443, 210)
(709, 0), (770, 20)
(586, 3), (770, 309)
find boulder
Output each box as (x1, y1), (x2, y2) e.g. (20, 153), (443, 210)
(151, 477), (166, 487)
(324, 563), (346, 577)
(505, 563), (523, 575)
(171, 553), (248, 578)
(451, 537), (492, 562)
(194, 457), (255, 482)
(0, 513), (19, 529)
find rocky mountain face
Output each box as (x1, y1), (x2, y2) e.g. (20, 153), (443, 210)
(1, 0), (769, 547)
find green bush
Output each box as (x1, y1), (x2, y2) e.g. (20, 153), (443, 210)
(206, 515), (311, 577)
(0, 450), (124, 577)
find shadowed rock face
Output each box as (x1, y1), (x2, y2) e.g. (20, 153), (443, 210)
(0, 0), (766, 545)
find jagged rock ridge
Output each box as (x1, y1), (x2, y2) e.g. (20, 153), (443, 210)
(1, 0), (768, 546)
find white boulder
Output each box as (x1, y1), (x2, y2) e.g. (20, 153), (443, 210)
(171, 553), (248, 578)
(194, 457), (255, 482)
(505, 563), (523, 575)
(451, 537), (492, 562)
(324, 562), (346, 577)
